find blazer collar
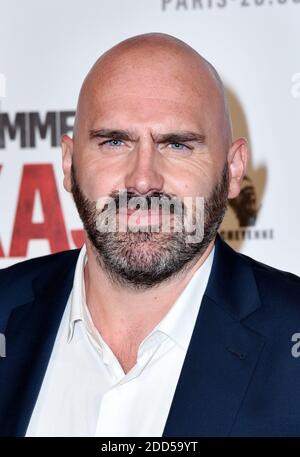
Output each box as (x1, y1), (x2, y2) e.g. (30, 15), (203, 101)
(162, 234), (266, 436)
(205, 233), (261, 320)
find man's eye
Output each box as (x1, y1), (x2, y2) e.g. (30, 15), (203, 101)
(169, 143), (187, 150)
(100, 139), (124, 147)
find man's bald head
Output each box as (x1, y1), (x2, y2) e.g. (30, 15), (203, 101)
(73, 32), (232, 149)
(62, 33), (248, 289)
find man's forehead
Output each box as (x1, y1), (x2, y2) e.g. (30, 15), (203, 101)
(73, 33), (231, 145)
(80, 58), (220, 120)
(85, 92), (209, 134)
(87, 80), (208, 107)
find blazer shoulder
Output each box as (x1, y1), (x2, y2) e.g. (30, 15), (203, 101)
(0, 249), (80, 330)
(0, 249), (80, 299)
(240, 251), (300, 286)
(238, 250), (300, 308)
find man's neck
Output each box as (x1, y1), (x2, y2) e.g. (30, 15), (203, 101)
(83, 237), (215, 346)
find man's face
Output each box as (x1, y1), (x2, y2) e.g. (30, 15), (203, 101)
(62, 46), (234, 289)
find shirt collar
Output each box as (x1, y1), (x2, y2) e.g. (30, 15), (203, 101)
(67, 243), (87, 343)
(144, 246), (214, 351)
(68, 242), (215, 351)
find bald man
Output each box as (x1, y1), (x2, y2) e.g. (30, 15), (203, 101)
(0, 33), (300, 438)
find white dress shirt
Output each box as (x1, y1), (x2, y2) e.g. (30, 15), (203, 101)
(26, 243), (214, 437)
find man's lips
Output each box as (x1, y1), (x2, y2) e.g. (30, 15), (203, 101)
(118, 208), (172, 225)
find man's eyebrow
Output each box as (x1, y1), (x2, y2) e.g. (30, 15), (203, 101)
(89, 129), (137, 141)
(152, 131), (206, 144)
(88, 129), (206, 144)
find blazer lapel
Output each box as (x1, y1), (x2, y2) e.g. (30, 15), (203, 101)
(162, 234), (266, 437)
(0, 249), (80, 436)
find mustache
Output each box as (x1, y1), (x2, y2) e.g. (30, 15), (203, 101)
(100, 190), (185, 215)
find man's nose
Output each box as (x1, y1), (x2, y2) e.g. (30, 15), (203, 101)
(124, 144), (164, 195)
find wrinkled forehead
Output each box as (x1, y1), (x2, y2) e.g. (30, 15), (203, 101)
(74, 45), (226, 137)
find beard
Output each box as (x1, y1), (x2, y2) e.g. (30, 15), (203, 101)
(71, 163), (229, 290)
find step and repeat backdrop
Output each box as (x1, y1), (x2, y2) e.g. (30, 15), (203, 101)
(0, 0), (299, 273)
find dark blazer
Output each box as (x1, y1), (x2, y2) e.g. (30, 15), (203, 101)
(0, 234), (300, 437)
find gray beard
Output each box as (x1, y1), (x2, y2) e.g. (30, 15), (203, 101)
(70, 163), (229, 291)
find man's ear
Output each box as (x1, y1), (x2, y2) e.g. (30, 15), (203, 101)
(227, 137), (248, 199)
(61, 134), (73, 193)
